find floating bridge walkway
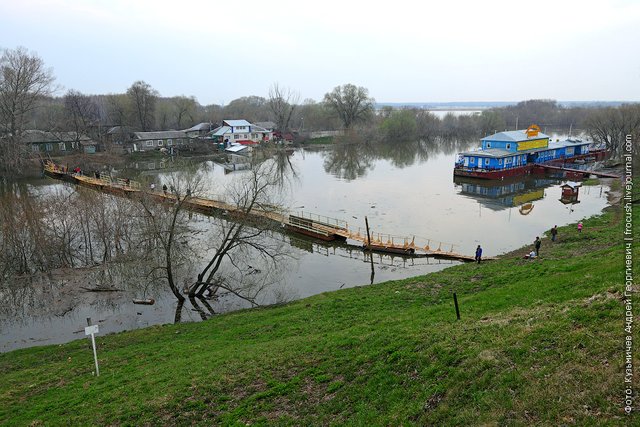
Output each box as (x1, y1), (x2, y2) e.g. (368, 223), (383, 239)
(534, 163), (620, 179)
(44, 162), (479, 262)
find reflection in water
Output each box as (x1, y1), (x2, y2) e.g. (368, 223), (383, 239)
(1, 136), (613, 352)
(322, 141), (376, 181)
(322, 137), (474, 180)
(453, 175), (560, 211)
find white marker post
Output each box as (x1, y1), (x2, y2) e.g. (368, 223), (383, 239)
(85, 318), (100, 376)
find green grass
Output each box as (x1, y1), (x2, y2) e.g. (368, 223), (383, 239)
(582, 178), (601, 186)
(1, 197), (637, 425)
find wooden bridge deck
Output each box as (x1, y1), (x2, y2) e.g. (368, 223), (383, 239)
(46, 163), (479, 262)
(535, 164), (620, 179)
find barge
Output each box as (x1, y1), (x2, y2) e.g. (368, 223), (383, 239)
(453, 125), (607, 180)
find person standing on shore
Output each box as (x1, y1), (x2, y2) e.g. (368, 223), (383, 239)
(551, 225), (558, 242)
(475, 245), (482, 264)
(534, 237), (541, 256)
(578, 222), (583, 233)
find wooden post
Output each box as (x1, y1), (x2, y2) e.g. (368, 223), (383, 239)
(364, 216), (372, 250)
(453, 293), (461, 320)
(365, 216), (375, 284)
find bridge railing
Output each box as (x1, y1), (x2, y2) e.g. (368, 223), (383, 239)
(363, 231), (458, 253)
(292, 211), (349, 230)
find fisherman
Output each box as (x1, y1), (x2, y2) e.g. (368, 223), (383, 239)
(534, 236), (541, 256)
(475, 245), (482, 264)
(551, 225), (558, 242)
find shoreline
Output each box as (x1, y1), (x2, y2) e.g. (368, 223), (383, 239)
(1, 177), (634, 424)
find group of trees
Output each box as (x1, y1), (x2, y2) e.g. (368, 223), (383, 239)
(1, 45), (639, 177)
(0, 159), (292, 313)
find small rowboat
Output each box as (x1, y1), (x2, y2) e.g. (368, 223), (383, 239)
(519, 203), (534, 215)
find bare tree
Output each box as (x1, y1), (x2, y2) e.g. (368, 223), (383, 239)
(172, 96), (198, 129)
(267, 83), (299, 132)
(323, 83), (375, 129)
(223, 96), (270, 123)
(126, 80), (158, 131)
(0, 47), (55, 173)
(63, 90), (100, 150)
(586, 104), (640, 160)
(138, 162), (290, 306)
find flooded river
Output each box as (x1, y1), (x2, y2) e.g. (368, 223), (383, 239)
(0, 138), (612, 351)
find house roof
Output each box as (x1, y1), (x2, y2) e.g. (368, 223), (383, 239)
(133, 131), (187, 140)
(183, 122), (215, 132)
(22, 130), (92, 143)
(482, 129), (550, 143)
(223, 119), (251, 127)
(251, 125), (269, 133)
(211, 126), (231, 136)
(107, 126), (133, 135)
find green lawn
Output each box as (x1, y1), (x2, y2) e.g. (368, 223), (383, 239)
(1, 192), (637, 425)
(302, 136), (334, 145)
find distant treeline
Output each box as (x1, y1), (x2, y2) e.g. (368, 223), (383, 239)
(17, 94), (640, 170)
(0, 47), (637, 174)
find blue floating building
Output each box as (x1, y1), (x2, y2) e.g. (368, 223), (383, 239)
(454, 125), (600, 179)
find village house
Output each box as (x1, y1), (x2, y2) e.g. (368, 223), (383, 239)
(131, 130), (190, 152)
(23, 130), (98, 155)
(210, 119), (273, 145)
(183, 122), (218, 139)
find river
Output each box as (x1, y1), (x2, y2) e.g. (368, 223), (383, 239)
(0, 137), (612, 351)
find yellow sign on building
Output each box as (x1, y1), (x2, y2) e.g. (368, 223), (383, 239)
(517, 138), (548, 151)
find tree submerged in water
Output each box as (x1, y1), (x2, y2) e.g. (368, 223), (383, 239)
(137, 161), (293, 312)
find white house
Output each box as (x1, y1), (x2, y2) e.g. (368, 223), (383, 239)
(211, 119), (273, 145)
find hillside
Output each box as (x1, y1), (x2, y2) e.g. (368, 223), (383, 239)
(0, 183), (637, 425)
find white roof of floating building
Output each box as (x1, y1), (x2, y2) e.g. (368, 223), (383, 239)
(561, 181), (582, 189)
(482, 129), (550, 142)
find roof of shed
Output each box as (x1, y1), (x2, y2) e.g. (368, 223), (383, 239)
(133, 131), (187, 140)
(22, 130), (92, 143)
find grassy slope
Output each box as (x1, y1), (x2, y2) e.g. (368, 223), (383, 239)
(1, 190), (637, 425)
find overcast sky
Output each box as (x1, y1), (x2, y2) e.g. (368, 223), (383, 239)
(1, 0), (639, 105)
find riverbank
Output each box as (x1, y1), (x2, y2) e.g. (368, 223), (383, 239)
(0, 181), (636, 425)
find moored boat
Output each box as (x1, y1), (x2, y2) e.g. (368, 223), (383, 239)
(453, 125), (607, 180)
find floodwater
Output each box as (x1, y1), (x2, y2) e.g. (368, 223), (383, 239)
(0, 138), (612, 351)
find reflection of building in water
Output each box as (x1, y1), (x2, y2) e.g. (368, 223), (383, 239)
(453, 176), (558, 210)
(217, 153), (252, 174)
(559, 181), (582, 205)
